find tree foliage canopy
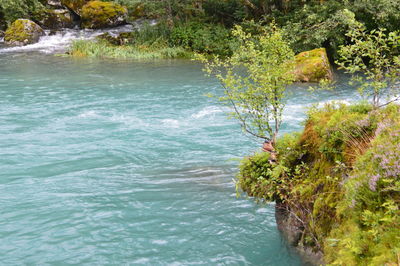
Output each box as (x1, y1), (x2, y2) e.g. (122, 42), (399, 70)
(198, 24), (294, 144)
(337, 25), (400, 107)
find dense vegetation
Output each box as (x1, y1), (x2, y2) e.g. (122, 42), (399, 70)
(1, 0), (399, 264)
(2, 0), (399, 59)
(238, 102), (400, 264)
(67, 0), (400, 58)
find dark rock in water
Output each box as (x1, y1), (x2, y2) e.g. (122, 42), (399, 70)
(38, 9), (75, 29)
(97, 31), (134, 45)
(275, 202), (325, 265)
(81, 1), (127, 29)
(0, 30), (4, 38)
(4, 19), (45, 46)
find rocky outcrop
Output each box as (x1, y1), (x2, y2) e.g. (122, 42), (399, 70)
(81, 1), (127, 29)
(294, 48), (333, 83)
(275, 202), (324, 265)
(4, 19), (45, 46)
(39, 9), (75, 29)
(60, 0), (88, 16)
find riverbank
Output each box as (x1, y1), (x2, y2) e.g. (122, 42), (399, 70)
(237, 102), (400, 265)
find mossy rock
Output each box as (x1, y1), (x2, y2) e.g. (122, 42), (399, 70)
(96, 31), (134, 45)
(38, 9), (75, 29)
(61, 0), (88, 15)
(4, 19), (45, 46)
(294, 48), (333, 83)
(81, 1), (127, 29)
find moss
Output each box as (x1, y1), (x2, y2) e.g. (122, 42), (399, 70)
(37, 9), (74, 29)
(237, 103), (399, 264)
(294, 48), (333, 83)
(81, 1), (127, 29)
(4, 19), (44, 45)
(61, 0), (88, 15)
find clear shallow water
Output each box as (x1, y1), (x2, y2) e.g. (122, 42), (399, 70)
(0, 52), (358, 265)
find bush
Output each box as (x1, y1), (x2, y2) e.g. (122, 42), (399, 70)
(0, 0), (45, 25)
(170, 21), (235, 56)
(237, 103), (400, 263)
(237, 152), (278, 201)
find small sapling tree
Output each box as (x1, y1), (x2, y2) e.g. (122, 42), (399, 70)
(337, 25), (400, 108)
(198, 23), (295, 146)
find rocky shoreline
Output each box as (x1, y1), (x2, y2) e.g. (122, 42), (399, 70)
(275, 202), (324, 266)
(1, 0), (128, 46)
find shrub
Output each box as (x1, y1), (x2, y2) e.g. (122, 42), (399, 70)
(170, 21), (235, 56)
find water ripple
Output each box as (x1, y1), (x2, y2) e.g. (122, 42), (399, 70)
(0, 54), (360, 265)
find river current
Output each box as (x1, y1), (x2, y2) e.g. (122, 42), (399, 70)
(0, 37), (358, 265)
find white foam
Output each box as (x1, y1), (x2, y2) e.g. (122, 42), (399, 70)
(78, 110), (99, 118)
(0, 24), (135, 54)
(191, 106), (223, 119)
(161, 119), (180, 128)
(151, 239), (168, 245)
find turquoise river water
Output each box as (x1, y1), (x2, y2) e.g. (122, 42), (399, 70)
(0, 51), (358, 265)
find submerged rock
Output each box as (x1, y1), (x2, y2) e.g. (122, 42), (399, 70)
(39, 9), (75, 29)
(4, 19), (45, 46)
(81, 1), (127, 29)
(294, 48), (333, 83)
(275, 202), (324, 265)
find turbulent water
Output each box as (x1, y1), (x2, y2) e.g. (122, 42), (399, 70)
(0, 24), (136, 54)
(0, 39), (358, 265)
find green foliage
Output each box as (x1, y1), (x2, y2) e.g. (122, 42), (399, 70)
(337, 26), (400, 107)
(237, 103), (400, 263)
(69, 39), (190, 59)
(281, 4), (359, 57)
(81, 20), (235, 58)
(202, 0), (247, 26)
(307, 102), (376, 163)
(198, 23), (295, 143)
(325, 105), (400, 265)
(351, 0), (400, 33)
(0, 0), (45, 25)
(169, 21), (235, 56)
(237, 152), (279, 201)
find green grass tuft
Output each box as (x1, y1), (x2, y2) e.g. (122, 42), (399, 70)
(69, 39), (192, 60)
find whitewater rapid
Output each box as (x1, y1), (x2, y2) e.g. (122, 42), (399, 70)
(0, 24), (135, 54)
